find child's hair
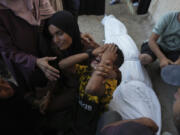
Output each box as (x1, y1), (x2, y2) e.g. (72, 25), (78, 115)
(114, 45), (124, 68)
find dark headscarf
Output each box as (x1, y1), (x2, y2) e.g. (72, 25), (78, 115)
(48, 10), (84, 58)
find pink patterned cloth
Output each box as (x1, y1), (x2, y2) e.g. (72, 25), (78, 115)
(0, 0), (55, 25)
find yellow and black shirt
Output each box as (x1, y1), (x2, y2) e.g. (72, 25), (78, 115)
(73, 64), (118, 135)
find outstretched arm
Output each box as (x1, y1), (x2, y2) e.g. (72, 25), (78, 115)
(149, 33), (173, 68)
(81, 33), (101, 50)
(149, 13), (174, 68)
(58, 53), (90, 70)
(0, 22), (59, 82)
(58, 45), (108, 70)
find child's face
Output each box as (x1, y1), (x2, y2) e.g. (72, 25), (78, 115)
(49, 24), (72, 50)
(0, 79), (14, 99)
(90, 54), (103, 69)
(90, 45), (117, 69)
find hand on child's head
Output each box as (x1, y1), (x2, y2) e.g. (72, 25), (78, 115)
(101, 44), (118, 63)
(92, 45), (109, 56)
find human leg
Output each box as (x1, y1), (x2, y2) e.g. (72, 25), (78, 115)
(139, 41), (156, 65)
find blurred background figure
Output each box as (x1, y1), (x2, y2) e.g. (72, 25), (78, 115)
(62, 0), (80, 20)
(110, 0), (121, 5)
(79, 0), (105, 15)
(50, 0), (63, 12)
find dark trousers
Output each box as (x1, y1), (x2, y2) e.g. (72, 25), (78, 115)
(96, 111), (122, 135)
(137, 0), (152, 15)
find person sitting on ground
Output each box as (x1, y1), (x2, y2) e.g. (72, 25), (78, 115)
(58, 44), (124, 135)
(161, 65), (180, 135)
(139, 11), (180, 68)
(0, 78), (41, 135)
(97, 111), (158, 135)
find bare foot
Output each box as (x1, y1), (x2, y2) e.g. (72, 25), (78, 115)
(139, 54), (153, 65)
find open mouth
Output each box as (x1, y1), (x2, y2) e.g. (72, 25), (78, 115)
(95, 56), (101, 63)
(91, 56), (101, 68)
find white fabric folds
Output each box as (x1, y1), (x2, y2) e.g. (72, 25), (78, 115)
(102, 15), (161, 135)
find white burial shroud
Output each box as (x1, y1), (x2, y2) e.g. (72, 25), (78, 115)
(102, 15), (161, 135)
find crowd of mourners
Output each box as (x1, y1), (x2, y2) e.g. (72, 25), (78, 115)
(0, 0), (180, 135)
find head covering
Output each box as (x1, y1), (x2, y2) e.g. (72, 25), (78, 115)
(0, 0), (55, 25)
(161, 65), (180, 86)
(48, 10), (84, 57)
(101, 121), (154, 135)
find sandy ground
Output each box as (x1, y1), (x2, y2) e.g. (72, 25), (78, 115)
(78, 0), (178, 134)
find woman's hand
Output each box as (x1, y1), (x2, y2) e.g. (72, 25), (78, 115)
(81, 33), (100, 48)
(92, 45), (108, 56)
(36, 57), (60, 81)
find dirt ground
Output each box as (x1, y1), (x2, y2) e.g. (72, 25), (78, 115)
(78, 0), (178, 134)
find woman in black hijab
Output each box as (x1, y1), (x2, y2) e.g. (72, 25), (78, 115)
(48, 11), (84, 58)
(37, 11), (96, 134)
(37, 11), (86, 82)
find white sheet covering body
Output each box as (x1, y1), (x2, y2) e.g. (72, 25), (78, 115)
(102, 15), (161, 135)
(102, 15), (152, 87)
(109, 81), (161, 135)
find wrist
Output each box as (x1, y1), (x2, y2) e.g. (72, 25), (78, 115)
(159, 56), (166, 61)
(36, 58), (41, 67)
(85, 49), (94, 59)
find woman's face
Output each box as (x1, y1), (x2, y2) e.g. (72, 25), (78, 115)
(49, 24), (72, 50)
(0, 79), (14, 99)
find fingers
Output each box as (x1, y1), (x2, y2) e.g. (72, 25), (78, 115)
(81, 33), (94, 43)
(85, 34), (94, 41)
(105, 44), (118, 53)
(46, 64), (60, 73)
(82, 37), (90, 43)
(110, 44), (117, 52)
(95, 71), (108, 78)
(43, 57), (60, 73)
(96, 65), (110, 74)
(98, 45), (108, 54)
(45, 68), (60, 80)
(160, 59), (172, 68)
(83, 33), (94, 41)
(45, 72), (58, 81)
(168, 60), (174, 65)
(45, 57), (57, 61)
(103, 60), (113, 66)
(98, 63), (112, 70)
